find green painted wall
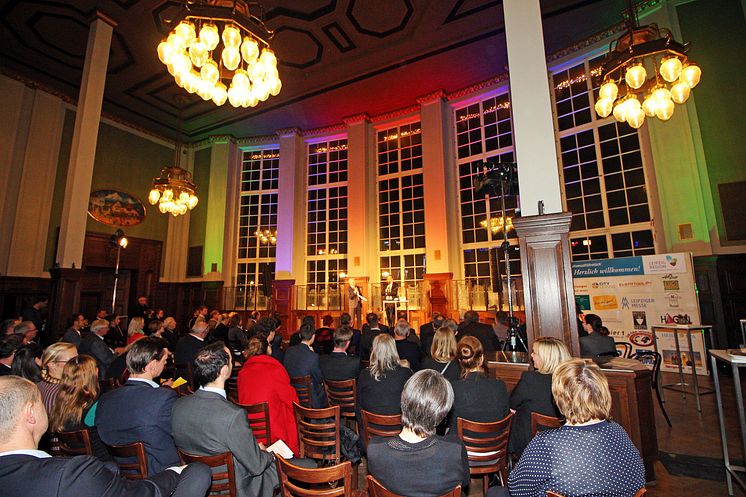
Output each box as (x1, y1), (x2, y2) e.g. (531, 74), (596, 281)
(677, 0), (746, 243)
(189, 146), (212, 249)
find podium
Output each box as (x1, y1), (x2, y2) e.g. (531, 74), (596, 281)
(383, 297), (408, 326)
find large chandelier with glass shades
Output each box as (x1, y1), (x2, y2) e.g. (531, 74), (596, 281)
(594, 1), (701, 129)
(157, 0), (281, 108)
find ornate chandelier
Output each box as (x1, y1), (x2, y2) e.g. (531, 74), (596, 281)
(480, 216), (514, 234)
(594, 1), (701, 129)
(255, 228), (277, 245)
(148, 167), (199, 216)
(157, 0), (280, 108)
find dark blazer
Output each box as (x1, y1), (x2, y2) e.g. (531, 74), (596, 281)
(95, 379), (180, 475)
(357, 366), (413, 417)
(209, 324), (229, 345)
(359, 326), (387, 361)
(320, 352), (361, 381)
(172, 389), (278, 497)
(78, 333), (115, 379)
(0, 453), (178, 497)
(395, 339), (420, 371)
(509, 371), (561, 455)
(283, 343), (327, 408)
(580, 333), (616, 358)
(104, 326), (127, 350)
(419, 321), (439, 358)
(448, 372), (509, 432)
(456, 321), (500, 352)
(420, 357), (460, 383)
(0, 363), (12, 376)
(173, 334), (205, 366)
(160, 328), (178, 352)
(61, 328), (82, 348)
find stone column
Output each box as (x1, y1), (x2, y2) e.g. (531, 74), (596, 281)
(203, 136), (237, 280)
(55, 12), (116, 268)
(274, 128), (306, 282)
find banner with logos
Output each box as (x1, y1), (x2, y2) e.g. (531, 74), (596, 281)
(572, 253), (707, 375)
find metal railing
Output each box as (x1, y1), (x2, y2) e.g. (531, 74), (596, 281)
(450, 278), (525, 314)
(222, 285), (271, 311)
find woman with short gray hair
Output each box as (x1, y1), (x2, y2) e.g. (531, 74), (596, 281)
(367, 370), (470, 497)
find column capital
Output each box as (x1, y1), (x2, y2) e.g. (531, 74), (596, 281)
(208, 134), (236, 145)
(416, 90), (446, 106)
(276, 127), (302, 138)
(512, 211), (572, 238)
(343, 113), (371, 125)
(88, 10), (117, 28)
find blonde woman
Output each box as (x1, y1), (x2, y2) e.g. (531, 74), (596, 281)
(509, 337), (571, 455)
(508, 359), (645, 497)
(37, 342), (77, 414)
(357, 334), (413, 430)
(420, 326), (461, 382)
(127, 316), (146, 345)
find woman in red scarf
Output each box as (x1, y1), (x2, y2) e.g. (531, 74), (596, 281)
(237, 335), (300, 454)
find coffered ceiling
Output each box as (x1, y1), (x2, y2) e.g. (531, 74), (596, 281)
(0, 0), (627, 141)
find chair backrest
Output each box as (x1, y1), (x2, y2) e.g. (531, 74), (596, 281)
(55, 429), (94, 456)
(226, 374), (240, 403)
(530, 412), (563, 438)
(324, 378), (357, 419)
(615, 342), (633, 358)
(456, 412), (514, 483)
(174, 362), (195, 389)
(106, 441), (149, 479)
(236, 401), (272, 446)
(294, 402), (341, 464)
(276, 455), (353, 497)
(290, 375), (313, 408)
(178, 449), (238, 497)
(366, 474), (460, 497)
(547, 489), (645, 497)
(632, 350), (662, 387)
(360, 410), (402, 447)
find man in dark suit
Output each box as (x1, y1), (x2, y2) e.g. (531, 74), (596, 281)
(96, 337), (180, 475)
(393, 319), (420, 371)
(0, 335), (20, 375)
(21, 297), (46, 344)
(78, 319), (116, 379)
(382, 275), (400, 327)
(346, 278), (364, 329)
(0, 375), (211, 497)
(283, 324), (327, 408)
(419, 312), (444, 359)
(60, 313), (85, 348)
(456, 310), (500, 353)
(339, 313), (361, 356)
(173, 320), (208, 376)
(105, 315), (127, 350)
(172, 342), (279, 497)
(320, 326), (361, 381)
(360, 313), (388, 361)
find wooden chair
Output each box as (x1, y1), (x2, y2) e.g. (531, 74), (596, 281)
(291, 375), (313, 408)
(56, 429), (93, 456)
(615, 342), (633, 358)
(178, 449), (237, 497)
(276, 455), (359, 497)
(530, 412), (563, 438)
(236, 401), (272, 446)
(106, 441), (149, 479)
(366, 474), (461, 497)
(632, 350), (672, 426)
(294, 403), (341, 465)
(456, 412), (514, 496)
(226, 373), (240, 403)
(547, 489), (645, 497)
(360, 410), (402, 447)
(324, 378), (358, 433)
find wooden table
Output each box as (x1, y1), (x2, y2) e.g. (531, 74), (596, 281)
(486, 353), (659, 482)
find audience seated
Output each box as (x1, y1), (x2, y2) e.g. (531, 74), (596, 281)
(284, 323), (327, 408)
(319, 326), (361, 381)
(509, 337), (570, 456)
(79, 319), (115, 380)
(579, 314), (617, 358)
(126, 317), (146, 345)
(393, 319), (420, 371)
(419, 312), (444, 359)
(357, 334), (413, 426)
(158, 317), (179, 352)
(37, 343), (77, 414)
(61, 314), (86, 348)
(339, 313), (361, 356)
(49, 355), (111, 460)
(508, 359), (645, 497)
(174, 320), (209, 374)
(360, 313), (388, 361)
(11, 343), (42, 382)
(238, 336), (300, 454)
(456, 310), (500, 353)
(208, 314), (230, 344)
(105, 315), (127, 350)
(228, 314), (248, 352)
(367, 370), (469, 497)
(14, 321), (39, 346)
(172, 341), (279, 497)
(313, 314), (335, 355)
(289, 315), (314, 348)
(253, 317), (284, 363)
(0, 335), (22, 376)
(0, 375), (211, 497)
(420, 326), (460, 382)
(447, 336), (509, 432)
(95, 337), (180, 474)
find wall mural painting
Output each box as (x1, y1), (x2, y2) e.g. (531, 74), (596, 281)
(88, 190), (146, 227)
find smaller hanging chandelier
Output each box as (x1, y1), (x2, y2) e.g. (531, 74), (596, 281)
(149, 167), (199, 216)
(595, 0), (702, 129)
(255, 228), (277, 245)
(157, 0), (280, 108)
(480, 216), (514, 234)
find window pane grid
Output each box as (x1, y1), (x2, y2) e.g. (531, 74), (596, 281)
(241, 149), (279, 192)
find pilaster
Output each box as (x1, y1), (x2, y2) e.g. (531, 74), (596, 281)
(274, 128), (305, 281)
(203, 136), (237, 280)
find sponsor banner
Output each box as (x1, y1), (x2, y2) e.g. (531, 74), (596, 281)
(572, 252), (705, 375)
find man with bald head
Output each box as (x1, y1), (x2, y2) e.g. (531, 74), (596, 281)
(0, 376), (211, 497)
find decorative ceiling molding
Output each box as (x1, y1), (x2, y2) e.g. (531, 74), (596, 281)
(342, 113), (371, 125)
(416, 89), (447, 105)
(370, 104), (420, 123)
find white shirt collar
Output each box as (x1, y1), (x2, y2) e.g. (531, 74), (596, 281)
(190, 334), (205, 342)
(129, 377), (159, 388)
(0, 449), (51, 458)
(200, 386), (227, 399)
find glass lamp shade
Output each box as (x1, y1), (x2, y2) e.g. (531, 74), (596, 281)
(681, 63), (702, 88)
(189, 40), (209, 68)
(212, 82), (228, 106)
(158, 202), (169, 214)
(655, 98), (675, 121)
(200, 60), (220, 85)
(599, 81), (619, 101)
(652, 87), (672, 102)
(157, 41), (174, 64)
(642, 95), (658, 117)
(175, 21), (197, 46)
(659, 57), (683, 83)
(670, 81), (691, 104)
(626, 106), (646, 129)
(168, 33), (187, 51)
(197, 79), (213, 101)
(595, 97), (614, 118)
(269, 77), (282, 96)
(221, 47), (241, 71)
(259, 49), (278, 70)
(233, 69), (250, 88)
(624, 64), (647, 90)
(199, 24), (220, 51)
(241, 37), (260, 64)
(171, 53), (192, 78)
(162, 189), (174, 202)
(222, 25), (241, 47)
(187, 195), (199, 209)
(148, 189), (160, 205)
(612, 99), (629, 123)
(227, 86), (241, 107)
